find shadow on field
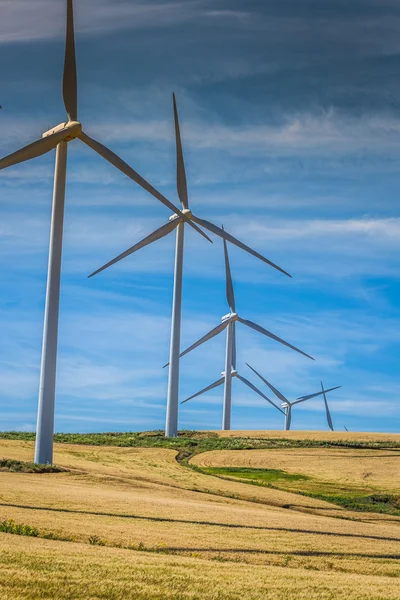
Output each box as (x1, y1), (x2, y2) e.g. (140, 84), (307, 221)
(158, 547), (400, 560)
(1, 501), (399, 544)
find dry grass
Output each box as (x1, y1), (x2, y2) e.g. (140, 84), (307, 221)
(1, 437), (400, 599)
(0, 439), (353, 518)
(214, 430), (400, 443)
(2, 535), (400, 600)
(191, 447), (400, 491)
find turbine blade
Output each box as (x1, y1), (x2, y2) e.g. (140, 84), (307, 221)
(89, 219), (179, 278)
(63, 0), (78, 121)
(173, 94), (188, 209)
(163, 320), (230, 367)
(238, 317), (314, 361)
(292, 397), (312, 406)
(295, 386), (341, 402)
(245, 363), (289, 403)
(191, 215), (291, 277)
(291, 396), (314, 406)
(231, 321), (237, 370)
(321, 382), (334, 431)
(324, 396), (334, 431)
(78, 131), (212, 243)
(222, 225), (235, 312)
(236, 374), (285, 414)
(0, 128), (70, 170)
(180, 377), (224, 404)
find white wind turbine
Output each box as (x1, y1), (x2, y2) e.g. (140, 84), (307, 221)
(246, 365), (340, 431)
(0, 0), (210, 464)
(89, 95), (292, 437)
(175, 233), (314, 430)
(296, 381), (339, 431)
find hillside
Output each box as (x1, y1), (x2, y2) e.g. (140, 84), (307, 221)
(0, 431), (399, 599)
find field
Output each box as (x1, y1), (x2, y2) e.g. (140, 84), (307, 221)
(0, 430), (400, 599)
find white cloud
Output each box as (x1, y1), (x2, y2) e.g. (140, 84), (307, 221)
(0, 0), (209, 44)
(6, 107), (400, 165)
(1, 282), (400, 431)
(2, 199), (400, 286)
(235, 216), (400, 245)
(3, 108), (400, 203)
(93, 111), (400, 158)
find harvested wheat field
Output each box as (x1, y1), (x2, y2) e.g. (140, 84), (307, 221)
(0, 431), (400, 599)
(215, 430), (400, 443)
(192, 447), (400, 491)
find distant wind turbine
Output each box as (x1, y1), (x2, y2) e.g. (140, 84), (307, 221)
(296, 381), (338, 431)
(89, 96), (293, 438)
(0, 0), (209, 465)
(173, 232), (314, 430)
(246, 366), (340, 431)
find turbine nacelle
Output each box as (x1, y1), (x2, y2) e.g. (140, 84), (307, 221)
(169, 208), (192, 221)
(42, 121), (82, 141)
(221, 312), (238, 323)
(221, 369), (238, 377)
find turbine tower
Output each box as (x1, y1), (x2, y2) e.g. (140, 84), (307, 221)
(0, 1), (209, 464)
(246, 365), (340, 431)
(175, 234), (314, 430)
(89, 96), (293, 438)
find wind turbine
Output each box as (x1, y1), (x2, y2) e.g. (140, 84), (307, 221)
(89, 95), (293, 438)
(0, 0), (209, 464)
(246, 365), (340, 431)
(175, 233), (314, 430)
(297, 381), (337, 431)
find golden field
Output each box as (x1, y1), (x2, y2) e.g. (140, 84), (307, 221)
(2, 534), (400, 600)
(191, 446), (400, 491)
(1, 432), (400, 599)
(215, 430), (400, 442)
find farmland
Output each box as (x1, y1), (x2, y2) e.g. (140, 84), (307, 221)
(0, 430), (399, 599)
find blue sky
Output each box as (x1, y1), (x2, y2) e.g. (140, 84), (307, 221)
(1, 0), (400, 434)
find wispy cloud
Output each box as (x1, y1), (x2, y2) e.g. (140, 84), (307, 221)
(2, 199), (400, 285)
(93, 111), (400, 158)
(0, 0), (209, 44)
